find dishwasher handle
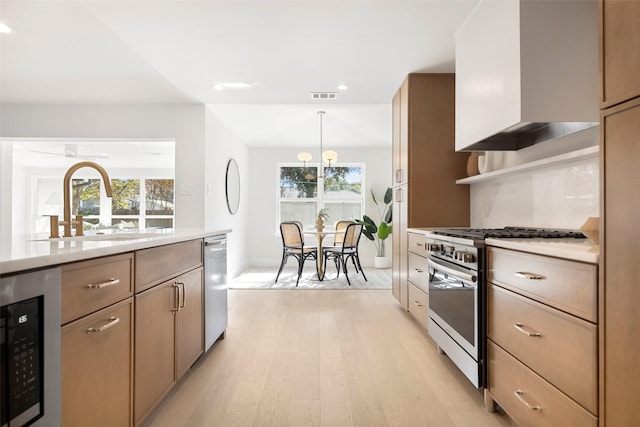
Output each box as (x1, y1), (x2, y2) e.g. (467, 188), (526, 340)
(205, 237), (227, 247)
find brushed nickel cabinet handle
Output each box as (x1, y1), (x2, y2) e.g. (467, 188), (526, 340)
(514, 323), (542, 338)
(413, 300), (423, 307)
(86, 278), (120, 289)
(395, 169), (403, 183)
(514, 390), (542, 412)
(515, 272), (544, 280)
(87, 316), (120, 334)
(395, 188), (403, 203)
(172, 283), (181, 312)
(178, 282), (186, 309)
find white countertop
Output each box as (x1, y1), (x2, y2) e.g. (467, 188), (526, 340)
(0, 228), (232, 275)
(486, 238), (599, 264)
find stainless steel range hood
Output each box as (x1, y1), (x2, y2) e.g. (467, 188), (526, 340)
(455, 0), (599, 151)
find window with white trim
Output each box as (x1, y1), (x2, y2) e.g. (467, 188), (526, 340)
(35, 176), (174, 233)
(278, 163), (364, 228)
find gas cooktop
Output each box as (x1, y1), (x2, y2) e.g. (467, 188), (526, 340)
(431, 226), (586, 240)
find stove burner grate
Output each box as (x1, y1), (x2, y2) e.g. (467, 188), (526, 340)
(432, 227), (586, 240)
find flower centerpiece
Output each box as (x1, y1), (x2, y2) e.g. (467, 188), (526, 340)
(355, 187), (392, 268)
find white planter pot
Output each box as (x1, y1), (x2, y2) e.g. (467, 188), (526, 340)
(374, 256), (391, 269)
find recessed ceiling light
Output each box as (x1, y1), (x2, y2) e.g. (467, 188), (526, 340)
(337, 84), (349, 91)
(0, 23), (12, 34)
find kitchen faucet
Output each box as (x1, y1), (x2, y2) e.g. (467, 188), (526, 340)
(49, 161), (113, 238)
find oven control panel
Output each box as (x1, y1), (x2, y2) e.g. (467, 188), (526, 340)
(426, 239), (479, 270)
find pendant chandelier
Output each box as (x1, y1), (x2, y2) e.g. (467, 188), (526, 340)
(297, 111), (338, 179)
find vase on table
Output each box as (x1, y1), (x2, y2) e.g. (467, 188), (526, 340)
(315, 217), (324, 231)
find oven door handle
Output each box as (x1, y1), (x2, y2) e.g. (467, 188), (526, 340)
(428, 258), (477, 284)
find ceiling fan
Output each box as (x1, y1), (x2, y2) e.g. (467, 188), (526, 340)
(29, 143), (109, 160)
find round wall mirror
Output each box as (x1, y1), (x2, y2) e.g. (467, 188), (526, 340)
(225, 159), (240, 215)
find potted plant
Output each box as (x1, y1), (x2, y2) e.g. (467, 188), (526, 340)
(355, 187), (393, 268)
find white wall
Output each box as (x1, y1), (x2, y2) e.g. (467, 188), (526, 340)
(205, 106), (250, 279)
(248, 146), (392, 267)
(469, 127), (600, 229)
(1, 104), (206, 229)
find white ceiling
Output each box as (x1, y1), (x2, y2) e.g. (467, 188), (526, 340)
(0, 0), (478, 148)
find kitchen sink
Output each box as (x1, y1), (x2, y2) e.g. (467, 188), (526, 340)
(32, 232), (167, 242)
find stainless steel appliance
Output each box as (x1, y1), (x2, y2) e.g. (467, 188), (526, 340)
(1, 268), (61, 427)
(426, 227), (586, 388)
(203, 235), (228, 352)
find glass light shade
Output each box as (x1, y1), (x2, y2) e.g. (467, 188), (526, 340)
(322, 150), (338, 164)
(297, 152), (313, 162)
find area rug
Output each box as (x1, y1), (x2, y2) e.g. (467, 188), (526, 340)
(229, 265), (392, 290)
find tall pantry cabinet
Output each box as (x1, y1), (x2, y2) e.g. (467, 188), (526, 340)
(391, 73), (469, 309)
(600, 1), (640, 426)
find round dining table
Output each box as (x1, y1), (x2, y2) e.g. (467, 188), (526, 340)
(302, 229), (339, 280)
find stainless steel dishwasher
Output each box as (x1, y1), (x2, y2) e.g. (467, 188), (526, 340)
(203, 234), (228, 352)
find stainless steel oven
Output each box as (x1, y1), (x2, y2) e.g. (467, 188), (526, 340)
(426, 234), (484, 388)
(1, 268), (61, 427)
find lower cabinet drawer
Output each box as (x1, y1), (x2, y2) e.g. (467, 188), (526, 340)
(135, 239), (203, 292)
(61, 253), (134, 324)
(407, 252), (429, 293)
(408, 282), (428, 330)
(488, 341), (597, 427)
(408, 232), (428, 257)
(488, 247), (597, 322)
(488, 284), (597, 414)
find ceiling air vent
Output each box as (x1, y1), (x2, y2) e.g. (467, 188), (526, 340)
(310, 92), (338, 100)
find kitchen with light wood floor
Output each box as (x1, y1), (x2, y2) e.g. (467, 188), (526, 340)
(145, 290), (514, 427)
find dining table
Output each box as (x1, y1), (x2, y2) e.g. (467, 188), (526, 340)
(302, 229), (339, 280)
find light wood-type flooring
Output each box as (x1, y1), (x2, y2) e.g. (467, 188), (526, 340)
(145, 290), (515, 427)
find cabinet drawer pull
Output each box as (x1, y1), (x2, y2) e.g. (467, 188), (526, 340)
(514, 271), (544, 280)
(413, 300), (423, 307)
(414, 268), (424, 273)
(178, 282), (186, 309)
(514, 389), (542, 412)
(395, 188), (403, 203)
(87, 316), (120, 334)
(514, 323), (542, 338)
(172, 283), (181, 312)
(86, 278), (120, 289)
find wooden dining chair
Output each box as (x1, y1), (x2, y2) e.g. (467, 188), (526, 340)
(325, 220), (353, 249)
(275, 221), (318, 286)
(323, 222), (367, 286)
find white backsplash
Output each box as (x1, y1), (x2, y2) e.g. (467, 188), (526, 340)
(470, 129), (600, 229)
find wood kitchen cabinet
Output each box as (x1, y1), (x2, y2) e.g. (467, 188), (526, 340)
(600, 97), (640, 426)
(406, 231), (429, 329)
(599, 0), (640, 108)
(60, 253), (135, 427)
(599, 2), (640, 424)
(391, 74), (469, 310)
(62, 298), (134, 427)
(134, 241), (204, 426)
(485, 247), (598, 426)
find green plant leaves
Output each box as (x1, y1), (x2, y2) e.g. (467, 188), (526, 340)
(378, 222), (392, 240)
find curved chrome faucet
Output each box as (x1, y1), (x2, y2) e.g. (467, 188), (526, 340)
(50, 161), (113, 238)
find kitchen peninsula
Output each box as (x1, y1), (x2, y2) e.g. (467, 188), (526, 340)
(0, 229), (230, 427)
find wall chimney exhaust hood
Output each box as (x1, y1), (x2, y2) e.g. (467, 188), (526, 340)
(455, 0), (599, 151)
